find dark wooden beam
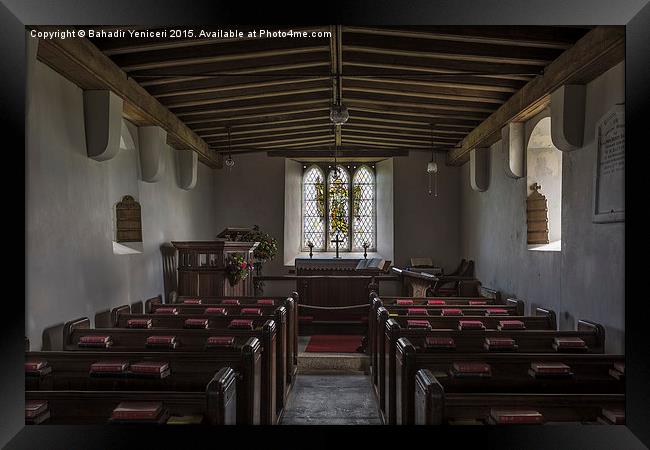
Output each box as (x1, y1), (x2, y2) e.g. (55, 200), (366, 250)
(176, 99), (331, 119)
(163, 86), (331, 109)
(267, 148), (410, 157)
(183, 107), (330, 126)
(35, 28), (219, 168)
(447, 26), (625, 166)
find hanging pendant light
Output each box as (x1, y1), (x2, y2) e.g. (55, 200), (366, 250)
(427, 124), (439, 197)
(224, 126), (235, 171)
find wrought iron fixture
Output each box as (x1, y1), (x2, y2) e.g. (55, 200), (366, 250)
(224, 126), (235, 171)
(427, 124), (439, 197)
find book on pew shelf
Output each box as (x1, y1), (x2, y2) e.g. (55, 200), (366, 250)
(497, 320), (525, 330)
(458, 320), (486, 331)
(600, 408), (625, 424)
(485, 308), (508, 316)
(484, 337), (517, 351)
(25, 400), (49, 419)
(608, 368), (625, 380)
(424, 336), (456, 349)
(221, 299), (240, 305)
(228, 319), (254, 330)
(441, 308), (463, 316)
(488, 409), (544, 424)
(241, 308), (262, 316)
(110, 401), (163, 421)
(469, 300), (487, 305)
(206, 336), (236, 348)
(167, 415), (204, 425)
(182, 299), (202, 304)
(145, 335), (178, 349)
(127, 319), (152, 329)
(257, 299), (274, 305)
(451, 362), (492, 378)
(427, 300), (446, 305)
(26, 409), (51, 425)
(184, 318), (209, 329)
(407, 320), (432, 330)
(528, 362), (572, 377)
(130, 361), (171, 378)
(407, 308), (429, 316)
(396, 299), (414, 305)
(613, 362), (624, 374)
(25, 360), (52, 376)
(204, 307), (227, 315)
(78, 335), (113, 348)
(89, 360), (129, 376)
(552, 337), (587, 351)
(154, 307), (178, 315)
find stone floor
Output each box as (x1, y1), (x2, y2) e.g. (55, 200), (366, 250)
(280, 372), (382, 425)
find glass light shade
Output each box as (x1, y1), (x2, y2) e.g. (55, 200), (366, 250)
(330, 105), (349, 125)
(427, 161), (438, 174)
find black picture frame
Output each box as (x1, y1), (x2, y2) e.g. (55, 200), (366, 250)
(3, 1), (647, 448)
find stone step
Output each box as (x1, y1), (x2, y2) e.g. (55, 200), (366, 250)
(298, 352), (370, 374)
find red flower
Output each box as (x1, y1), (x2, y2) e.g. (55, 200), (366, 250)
(240, 262), (247, 269)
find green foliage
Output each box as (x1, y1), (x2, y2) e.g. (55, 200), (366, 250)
(225, 254), (253, 286)
(241, 226), (278, 263)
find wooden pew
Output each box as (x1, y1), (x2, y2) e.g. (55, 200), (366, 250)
(414, 369), (624, 425)
(111, 304), (290, 411)
(26, 366), (237, 425)
(380, 317), (605, 424)
(395, 338), (624, 424)
(369, 298), (531, 387)
(151, 293), (299, 384)
(26, 340), (262, 424)
(62, 317), (279, 425)
(147, 297), (297, 386)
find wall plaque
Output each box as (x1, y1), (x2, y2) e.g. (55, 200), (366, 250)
(593, 104), (624, 223)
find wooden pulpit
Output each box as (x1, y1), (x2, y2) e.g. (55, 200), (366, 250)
(172, 240), (258, 297)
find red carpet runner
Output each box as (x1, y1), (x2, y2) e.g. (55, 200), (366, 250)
(305, 335), (363, 353)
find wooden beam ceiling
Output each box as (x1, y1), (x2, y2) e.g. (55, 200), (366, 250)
(35, 25), (616, 164)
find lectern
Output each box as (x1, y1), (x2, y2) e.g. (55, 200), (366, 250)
(172, 239), (258, 297)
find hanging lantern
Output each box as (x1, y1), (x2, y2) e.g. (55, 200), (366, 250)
(427, 124), (439, 197)
(225, 126), (234, 171)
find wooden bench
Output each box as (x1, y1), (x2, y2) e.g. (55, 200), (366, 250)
(380, 317), (605, 424)
(395, 338), (623, 424)
(26, 341), (262, 424)
(26, 366), (237, 425)
(63, 317), (280, 425)
(111, 303), (290, 410)
(414, 369), (624, 425)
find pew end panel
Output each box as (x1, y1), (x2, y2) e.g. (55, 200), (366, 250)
(384, 317), (402, 425)
(240, 337), (263, 425)
(414, 369), (445, 425)
(395, 337), (417, 425)
(145, 295), (164, 313)
(479, 286), (501, 304)
(206, 366), (238, 425)
(63, 318), (91, 348)
(506, 298), (525, 316)
(578, 320), (606, 352)
(109, 304), (131, 328)
(535, 307), (558, 330)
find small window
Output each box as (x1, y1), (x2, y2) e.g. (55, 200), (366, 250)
(526, 116), (562, 252)
(115, 195), (142, 243)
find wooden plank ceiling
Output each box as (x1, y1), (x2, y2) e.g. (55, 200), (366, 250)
(88, 25), (591, 160)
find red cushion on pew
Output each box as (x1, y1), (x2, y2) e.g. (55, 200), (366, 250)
(484, 337), (517, 350)
(256, 299), (275, 305)
(89, 360), (129, 374)
(24, 360), (49, 374)
(498, 320), (525, 330)
(427, 300), (446, 305)
(145, 336), (177, 348)
(127, 319), (152, 329)
(229, 319), (254, 330)
(530, 362), (571, 375)
(221, 299), (240, 305)
(424, 337), (455, 349)
(206, 336), (235, 348)
(204, 307), (227, 315)
(407, 320), (432, 330)
(553, 337), (587, 351)
(407, 308), (429, 316)
(397, 299), (414, 305)
(182, 299), (202, 304)
(241, 308), (262, 316)
(154, 307), (178, 315)
(458, 320), (485, 330)
(111, 402), (163, 421)
(452, 361), (491, 375)
(78, 335), (113, 348)
(441, 308), (463, 316)
(184, 318), (208, 329)
(130, 361), (170, 376)
(469, 300), (487, 305)
(298, 316), (314, 322)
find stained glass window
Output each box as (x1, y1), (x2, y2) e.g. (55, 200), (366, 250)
(328, 166), (350, 250)
(302, 166), (326, 250)
(352, 166), (375, 251)
(302, 163), (375, 253)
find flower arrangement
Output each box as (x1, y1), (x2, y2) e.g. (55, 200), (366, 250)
(241, 225), (278, 263)
(225, 254), (254, 286)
